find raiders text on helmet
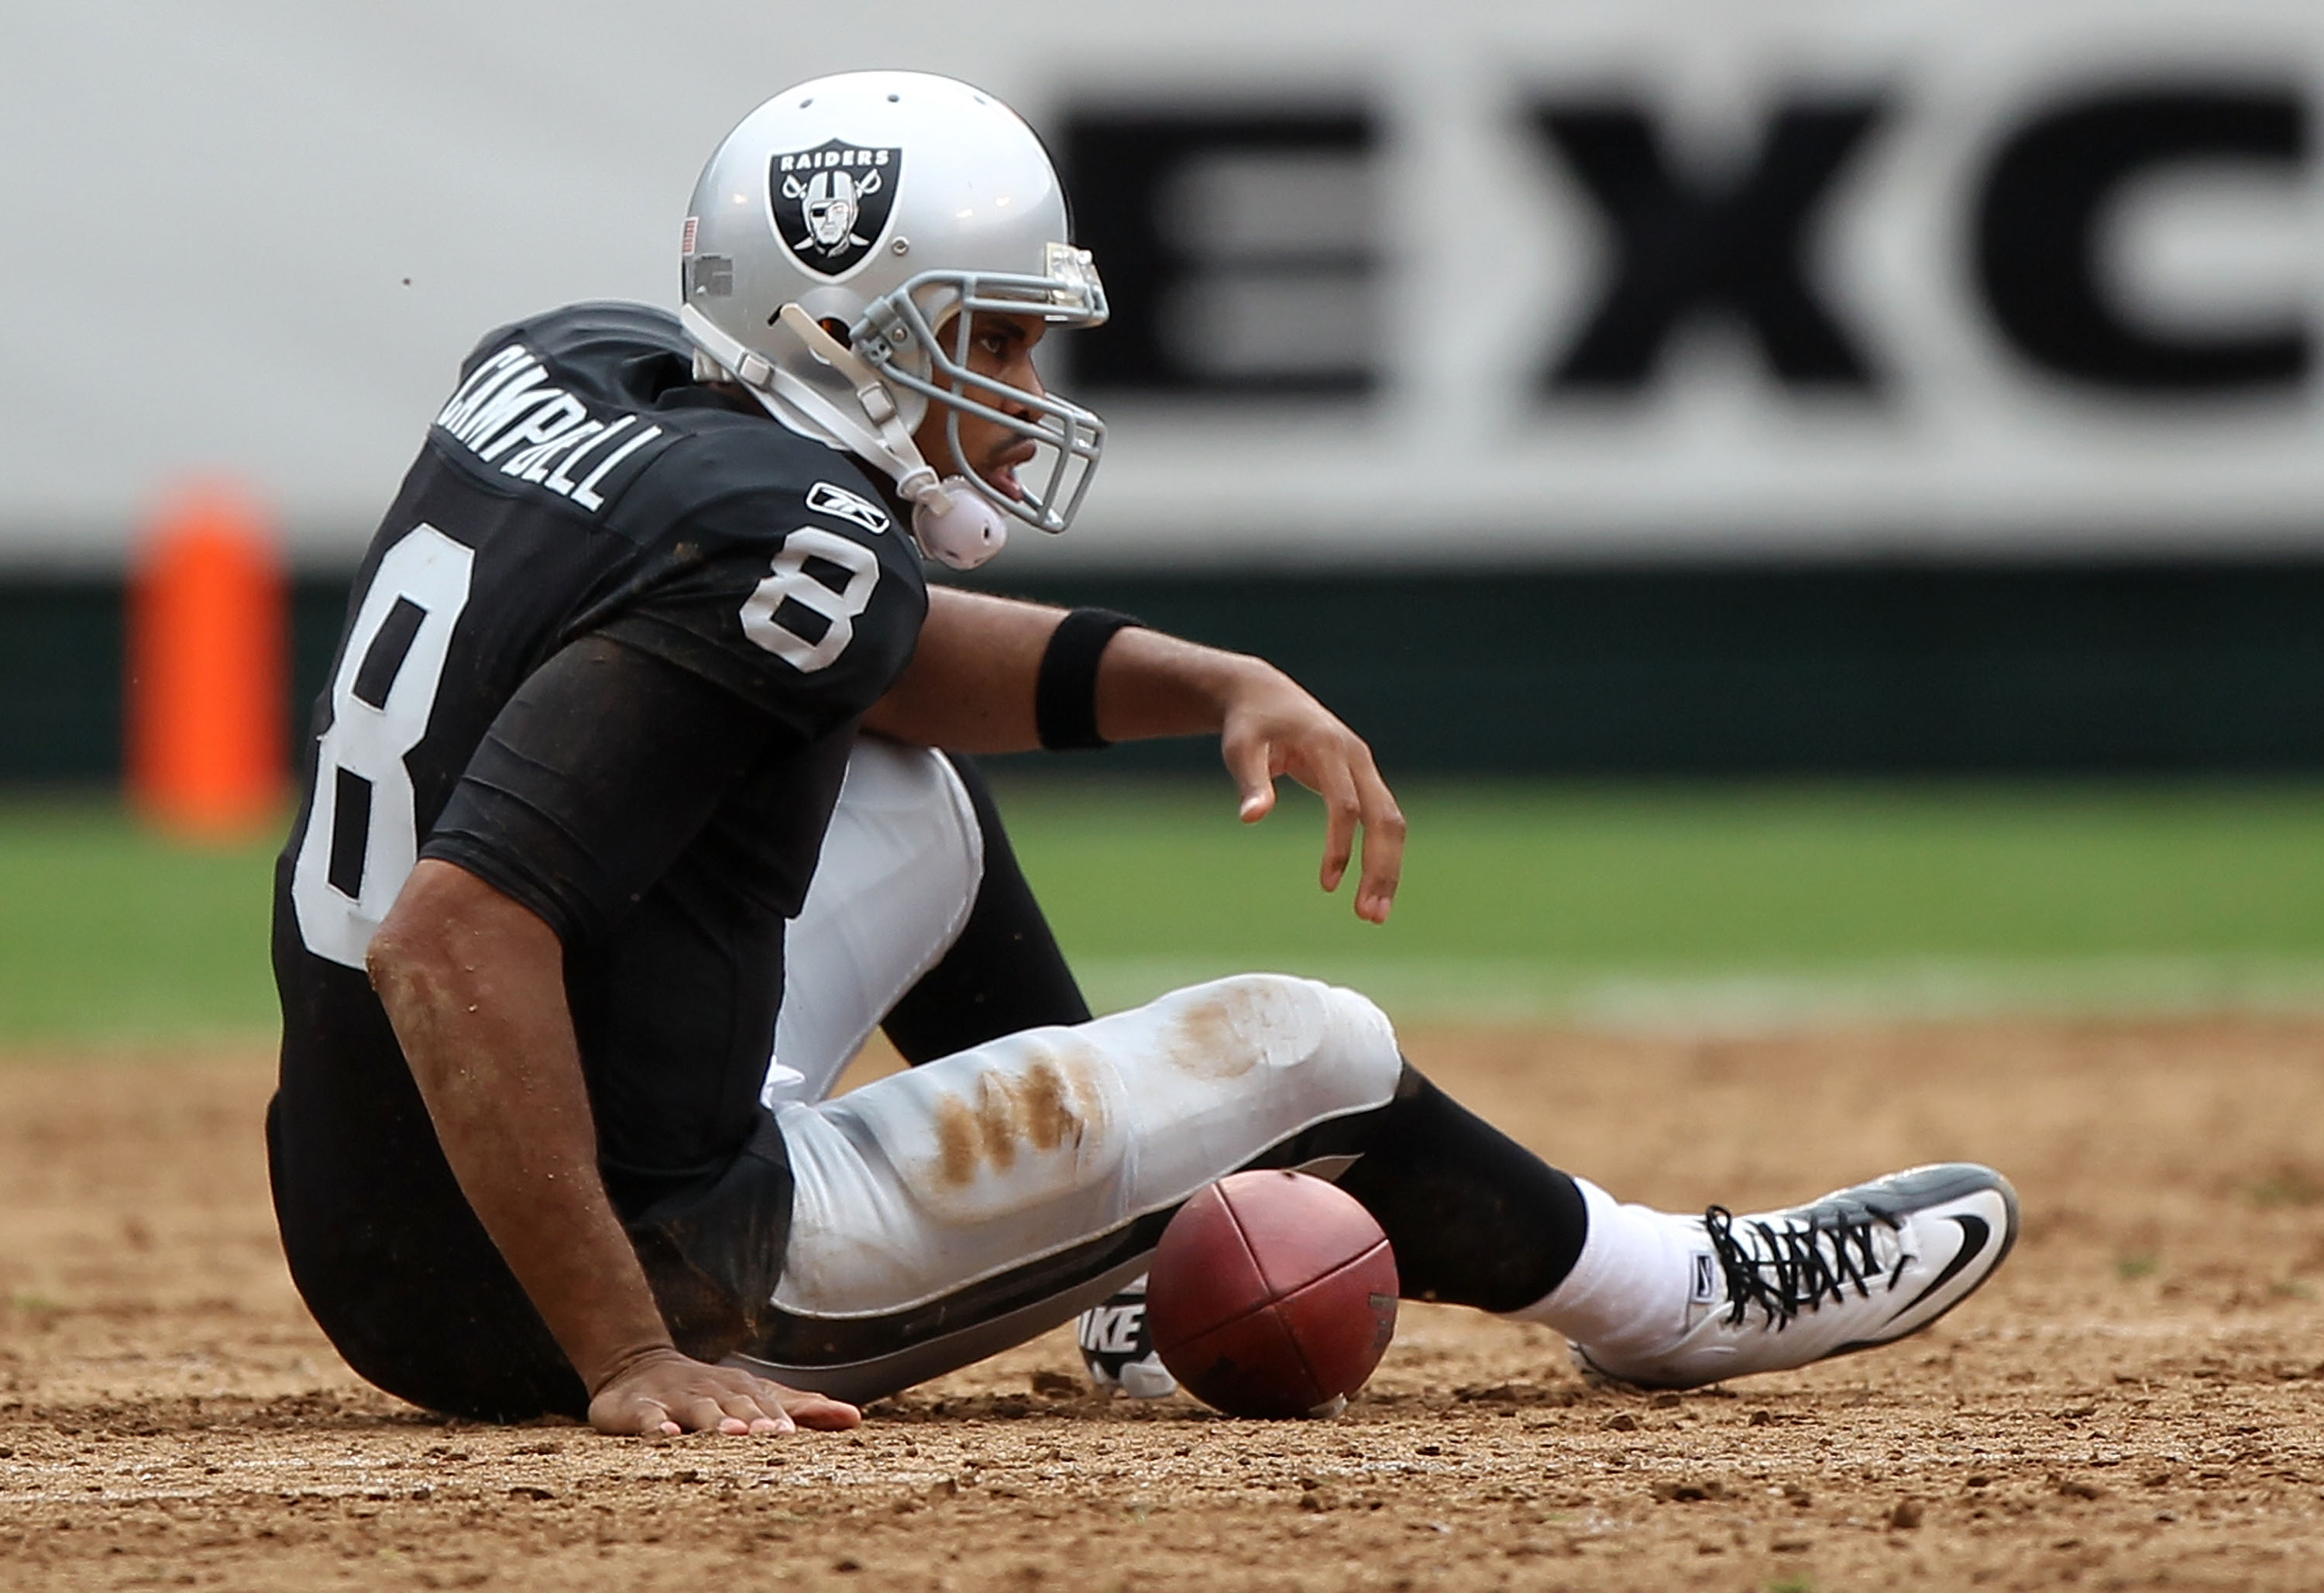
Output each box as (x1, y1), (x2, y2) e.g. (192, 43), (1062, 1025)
(679, 71), (1108, 547)
(772, 140), (900, 279)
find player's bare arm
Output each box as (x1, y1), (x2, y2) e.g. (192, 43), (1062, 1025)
(865, 588), (1405, 924)
(366, 859), (861, 1439)
(858, 304), (1403, 920)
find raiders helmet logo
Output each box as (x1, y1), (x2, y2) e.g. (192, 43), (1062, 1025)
(769, 139), (902, 279)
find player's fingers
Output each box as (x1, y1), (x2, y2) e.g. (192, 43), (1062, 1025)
(593, 1395), (682, 1438)
(1222, 731), (1278, 824)
(780, 1390), (864, 1431)
(717, 1387), (793, 1435)
(670, 1395), (736, 1434)
(1312, 758), (1361, 893)
(1351, 767), (1407, 925)
(726, 1371), (858, 1433)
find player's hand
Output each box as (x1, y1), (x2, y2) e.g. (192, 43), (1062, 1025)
(586, 1346), (862, 1437)
(1218, 665), (1407, 924)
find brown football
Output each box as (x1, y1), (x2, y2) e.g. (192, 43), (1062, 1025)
(1146, 1169), (1399, 1419)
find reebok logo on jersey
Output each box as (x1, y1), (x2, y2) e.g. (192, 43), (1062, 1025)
(806, 481), (889, 535)
(431, 346), (673, 512)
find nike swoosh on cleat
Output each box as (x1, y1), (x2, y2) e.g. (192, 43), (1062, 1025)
(1832, 1214), (1996, 1356)
(1887, 1214), (1991, 1323)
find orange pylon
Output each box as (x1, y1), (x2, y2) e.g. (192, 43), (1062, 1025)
(126, 484), (287, 841)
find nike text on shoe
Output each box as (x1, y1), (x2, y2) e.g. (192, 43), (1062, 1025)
(1571, 1163), (2019, 1390)
(1077, 1275), (1177, 1399)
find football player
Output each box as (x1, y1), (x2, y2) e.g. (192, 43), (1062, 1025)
(269, 71), (2018, 1437)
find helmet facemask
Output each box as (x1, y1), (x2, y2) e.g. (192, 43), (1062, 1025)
(852, 245), (1109, 536)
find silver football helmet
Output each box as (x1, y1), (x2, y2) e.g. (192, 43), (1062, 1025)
(679, 71), (1108, 556)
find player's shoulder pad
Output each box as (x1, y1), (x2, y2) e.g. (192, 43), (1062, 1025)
(454, 301), (689, 389)
(608, 419), (909, 555)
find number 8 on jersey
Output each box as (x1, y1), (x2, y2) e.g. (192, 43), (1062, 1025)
(739, 527), (882, 673)
(290, 525), (476, 969)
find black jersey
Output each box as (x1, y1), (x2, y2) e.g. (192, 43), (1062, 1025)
(266, 302), (927, 1419)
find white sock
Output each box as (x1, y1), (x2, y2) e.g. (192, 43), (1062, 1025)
(1504, 1179), (1701, 1357)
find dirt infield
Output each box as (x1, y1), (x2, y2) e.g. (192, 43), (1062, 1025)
(2, 1017), (2320, 1591)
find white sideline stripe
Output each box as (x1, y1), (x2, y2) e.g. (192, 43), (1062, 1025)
(1071, 955), (2324, 1033)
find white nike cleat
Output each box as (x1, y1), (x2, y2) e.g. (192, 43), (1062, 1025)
(1570, 1163), (2019, 1389)
(1077, 1275), (1178, 1399)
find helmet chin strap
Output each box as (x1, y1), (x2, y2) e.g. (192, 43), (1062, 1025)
(676, 302), (1008, 571)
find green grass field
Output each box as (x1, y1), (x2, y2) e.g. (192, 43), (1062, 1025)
(5, 781), (2323, 1043)
(1005, 779), (2324, 1023)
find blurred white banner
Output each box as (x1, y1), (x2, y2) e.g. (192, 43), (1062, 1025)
(3, 0), (2321, 567)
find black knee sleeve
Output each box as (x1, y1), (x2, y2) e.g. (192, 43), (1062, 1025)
(1284, 1065), (1589, 1313)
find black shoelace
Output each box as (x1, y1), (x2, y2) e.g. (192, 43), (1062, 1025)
(1703, 1206), (1912, 1329)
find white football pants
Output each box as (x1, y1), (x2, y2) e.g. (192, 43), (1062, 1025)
(732, 738), (1404, 1402)
(765, 735), (988, 1104)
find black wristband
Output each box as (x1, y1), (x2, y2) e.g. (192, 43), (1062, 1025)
(1036, 608), (1141, 752)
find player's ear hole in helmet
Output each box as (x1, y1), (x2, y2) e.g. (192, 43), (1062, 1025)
(677, 70), (1108, 545)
